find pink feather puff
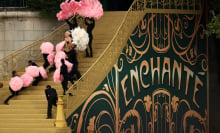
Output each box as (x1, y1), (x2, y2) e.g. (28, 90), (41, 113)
(56, 41), (65, 52)
(56, 0), (103, 21)
(56, 0), (74, 21)
(53, 68), (63, 83)
(9, 76), (23, 91)
(20, 74), (34, 87)
(69, 0), (82, 15)
(55, 51), (67, 64)
(47, 52), (56, 66)
(65, 60), (73, 72)
(57, 11), (70, 21)
(55, 59), (62, 69)
(40, 42), (54, 54)
(39, 67), (48, 79)
(25, 66), (40, 78)
(78, 0), (103, 19)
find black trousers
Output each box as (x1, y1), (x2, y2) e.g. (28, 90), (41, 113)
(70, 63), (81, 80)
(43, 54), (49, 69)
(47, 98), (57, 118)
(32, 74), (42, 86)
(4, 87), (19, 104)
(61, 77), (69, 94)
(86, 34), (93, 57)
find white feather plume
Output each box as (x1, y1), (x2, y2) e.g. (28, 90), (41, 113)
(71, 27), (89, 51)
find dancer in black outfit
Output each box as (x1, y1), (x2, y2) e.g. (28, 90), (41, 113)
(3, 70), (20, 105)
(65, 17), (78, 30)
(69, 49), (81, 80)
(42, 54), (50, 69)
(85, 17), (95, 57)
(63, 31), (81, 80)
(60, 59), (69, 95)
(28, 60), (38, 66)
(60, 59), (74, 96)
(28, 60), (42, 86)
(45, 85), (57, 119)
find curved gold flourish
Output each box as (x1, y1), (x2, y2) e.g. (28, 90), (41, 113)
(183, 110), (207, 133)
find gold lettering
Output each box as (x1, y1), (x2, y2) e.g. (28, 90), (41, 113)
(121, 75), (132, 106)
(172, 60), (182, 90)
(184, 66), (194, 95)
(151, 57), (160, 85)
(140, 60), (150, 89)
(130, 66), (140, 93)
(162, 57), (171, 86)
(193, 76), (203, 108)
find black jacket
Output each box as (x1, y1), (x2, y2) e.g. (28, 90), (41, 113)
(45, 87), (57, 100)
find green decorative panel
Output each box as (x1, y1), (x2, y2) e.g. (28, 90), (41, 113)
(67, 1), (208, 133)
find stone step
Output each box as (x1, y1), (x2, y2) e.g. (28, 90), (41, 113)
(0, 88), (63, 94)
(21, 89), (63, 95)
(13, 95), (46, 100)
(77, 57), (97, 63)
(0, 104), (47, 109)
(0, 121), (54, 128)
(9, 100), (47, 104)
(0, 114), (47, 119)
(0, 109), (50, 114)
(0, 119), (55, 124)
(0, 128), (71, 133)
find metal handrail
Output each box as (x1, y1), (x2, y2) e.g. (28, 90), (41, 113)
(0, 21), (68, 80)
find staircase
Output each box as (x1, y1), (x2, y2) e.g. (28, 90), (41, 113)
(0, 11), (126, 133)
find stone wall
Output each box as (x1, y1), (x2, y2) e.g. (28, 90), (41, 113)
(0, 11), (64, 59)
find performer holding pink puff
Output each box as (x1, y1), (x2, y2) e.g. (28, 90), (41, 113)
(3, 70), (23, 105)
(40, 42), (54, 69)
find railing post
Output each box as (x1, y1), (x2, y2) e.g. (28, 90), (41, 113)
(55, 95), (67, 127)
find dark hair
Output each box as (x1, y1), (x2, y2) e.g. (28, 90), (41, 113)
(12, 70), (16, 76)
(46, 85), (51, 89)
(61, 59), (65, 64)
(68, 30), (72, 38)
(28, 60), (32, 63)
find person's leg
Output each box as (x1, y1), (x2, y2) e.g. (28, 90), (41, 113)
(61, 79), (68, 95)
(86, 48), (89, 57)
(32, 74), (43, 86)
(52, 98), (57, 107)
(89, 34), (93, 57)
(47, 100), (53, 118)
(43, 54), (49, 69)
(49, 64), (56, 72)
(74, 63), (81, 79)
(4, 87), (16, 104)
(3, 94), (15, 104)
